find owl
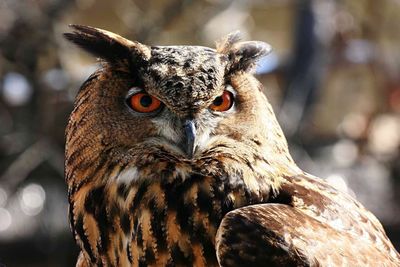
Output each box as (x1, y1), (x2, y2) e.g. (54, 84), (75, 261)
(64, 25), (400, 267)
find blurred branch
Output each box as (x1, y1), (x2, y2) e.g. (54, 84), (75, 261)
(0, 140), (50, 191)
(278, 0), (329, 139)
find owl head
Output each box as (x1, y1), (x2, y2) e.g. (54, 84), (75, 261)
(64, 25), (291, 166)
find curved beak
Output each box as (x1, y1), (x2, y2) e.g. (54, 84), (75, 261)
(183, 120), (197, 158)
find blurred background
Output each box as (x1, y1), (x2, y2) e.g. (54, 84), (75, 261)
(0, 0), (399, 266)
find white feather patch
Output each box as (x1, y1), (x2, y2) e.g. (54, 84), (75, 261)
(152, 119), (182, 144)
(116, 167), (139, 185)
(195, 129), (211, 154)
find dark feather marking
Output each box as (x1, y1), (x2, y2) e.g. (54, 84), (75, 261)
(222, 196), (235, 215)
(171, 244), (194, 265)
(161, 174), (180, 210)
(176, 195), (194, 233)
(148, 198), (168, 252)
(268, 188), (293, 205)
(84, 185), (105, 214)
(145, 246), (156, 265)
(117, 183), (130, 200)
(64, 25), (132, 63)
(75, 214), (96, 263)
(172, 174), (204, 234)
(190, 223), (214, 263)
(250, 138), (262, 146)
(136, 222), (143, 248)
(197, 186), (213, 213)
(83, 185), (110, 254)
(132, 217), (139, 240)
(108, 203), (120, 233)
(202, 238), (218, 265)
(97, 205), (110, 254)
(211, 174), (232, 217)
(120, 213), (131, 235)
(138, 257), (147, 267)
(68, 201), (76, 241)
(129, 181), (149, 213)
(127, 242), (133, 263)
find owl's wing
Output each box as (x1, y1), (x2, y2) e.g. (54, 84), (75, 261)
(215, 203), (397, 267)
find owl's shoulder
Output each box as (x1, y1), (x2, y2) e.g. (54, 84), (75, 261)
(278, 173), (397, 255)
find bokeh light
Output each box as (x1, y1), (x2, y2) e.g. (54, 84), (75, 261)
(19, 183), (46, 216)
(2, 72), (32, 106)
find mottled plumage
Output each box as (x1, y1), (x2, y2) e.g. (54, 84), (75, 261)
(64, 25), (400, 266)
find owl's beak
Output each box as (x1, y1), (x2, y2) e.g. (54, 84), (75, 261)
(183, 120), (197, 158)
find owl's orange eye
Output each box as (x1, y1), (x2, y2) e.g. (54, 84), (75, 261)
(128, 93), (162, 113)
(209, 90), (234, 112)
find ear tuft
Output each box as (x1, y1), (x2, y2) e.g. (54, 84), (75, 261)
(216, 31), (242, 54)
(216, 32), (272, 73)
(64, 25), (151, 65)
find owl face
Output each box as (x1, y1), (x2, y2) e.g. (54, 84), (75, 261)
(65, 25), (278, 160)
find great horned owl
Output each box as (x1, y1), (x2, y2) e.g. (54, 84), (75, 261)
(64, 25), (400, 267)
